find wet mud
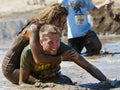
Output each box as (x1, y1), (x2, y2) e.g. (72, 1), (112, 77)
(0, 0), (120, 89)
(0, 36), (120, 90)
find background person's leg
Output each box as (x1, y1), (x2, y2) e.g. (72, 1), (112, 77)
(68, 37), (84, 53)
(85, 31), (102, 56)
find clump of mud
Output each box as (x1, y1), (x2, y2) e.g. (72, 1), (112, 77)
(92, 8), (120, 35)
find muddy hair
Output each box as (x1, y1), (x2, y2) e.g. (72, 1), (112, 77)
(18, 3), (68, 35)
(31, 3), (68, 24)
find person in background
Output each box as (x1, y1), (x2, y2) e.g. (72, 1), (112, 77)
(19, 24), (109, 86)
(58, 0), (114, 56)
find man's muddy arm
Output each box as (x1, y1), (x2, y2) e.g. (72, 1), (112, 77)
(62, 50), (108, 81)
(75, 55), (107, 81)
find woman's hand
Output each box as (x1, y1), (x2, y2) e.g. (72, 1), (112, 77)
(23, 23), (40, 39)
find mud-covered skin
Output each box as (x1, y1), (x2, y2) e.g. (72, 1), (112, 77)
(2, 22), (48, 84)
(2, 32), (29, 84)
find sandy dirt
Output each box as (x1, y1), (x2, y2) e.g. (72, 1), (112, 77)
(0, 0), (120, 90)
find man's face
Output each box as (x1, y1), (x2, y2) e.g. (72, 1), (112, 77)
(40, 33), (60, 55)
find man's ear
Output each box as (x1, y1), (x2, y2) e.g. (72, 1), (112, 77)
(39, 39), (43, 46)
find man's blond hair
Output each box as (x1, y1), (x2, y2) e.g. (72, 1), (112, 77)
(39, 24), (61, 40)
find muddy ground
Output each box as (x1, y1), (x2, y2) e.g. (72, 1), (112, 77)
(0, 0), (120, 90)
(1, 36), (120, 90)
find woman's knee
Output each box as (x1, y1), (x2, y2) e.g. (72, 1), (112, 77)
(2, 65), (19, 84)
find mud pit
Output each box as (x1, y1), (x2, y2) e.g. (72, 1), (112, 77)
(0, 0), (120, 90)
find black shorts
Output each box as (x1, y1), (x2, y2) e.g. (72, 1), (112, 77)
(68, 30), (102, 55)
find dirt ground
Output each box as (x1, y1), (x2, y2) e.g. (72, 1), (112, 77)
(0, 0), (120, 90)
